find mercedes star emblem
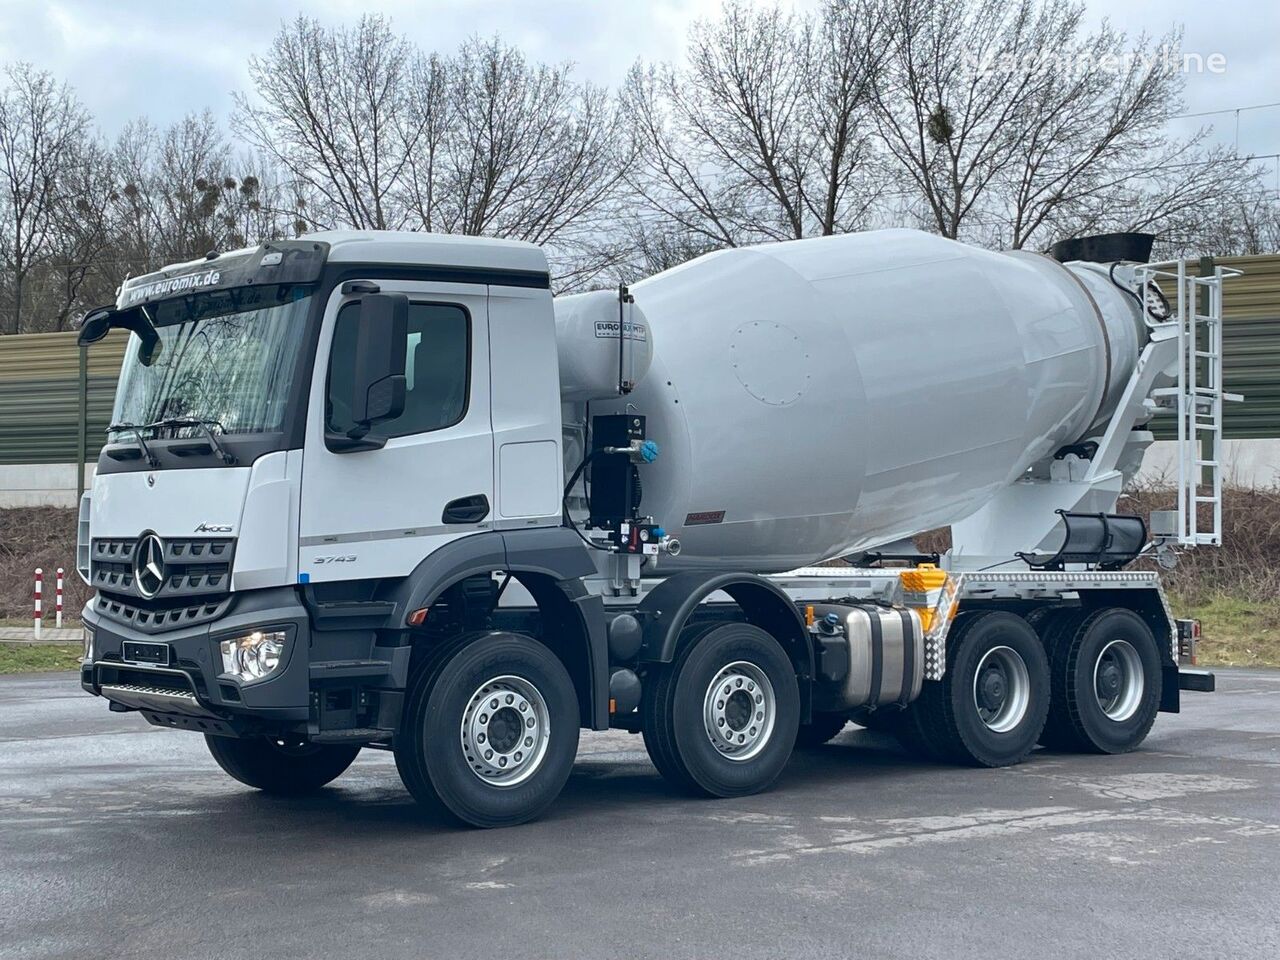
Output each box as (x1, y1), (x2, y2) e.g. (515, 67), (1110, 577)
(134, 533), (166, 599)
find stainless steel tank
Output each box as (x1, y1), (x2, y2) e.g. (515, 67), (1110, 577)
(586, 229), (1147, 572)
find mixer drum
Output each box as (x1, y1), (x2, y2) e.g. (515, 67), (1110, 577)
(587, 229), (1145, 573)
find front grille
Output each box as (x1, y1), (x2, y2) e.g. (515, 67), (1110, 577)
(91, 536), (236, 632)
(92, 537), (234, 600)
(94, 593), (232, 634)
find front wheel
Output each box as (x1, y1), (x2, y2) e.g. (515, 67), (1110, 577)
(642, 623), (800, 797)
(393, 632), (579, 828)
(204, 735), (360, 794)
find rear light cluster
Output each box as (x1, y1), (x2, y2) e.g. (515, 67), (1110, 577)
(1176, 618), (1202, 665)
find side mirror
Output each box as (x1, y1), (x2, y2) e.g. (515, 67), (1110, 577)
(348, 293), (408, 440)
(77, 304), (162, 365)
(77, 308), (114, 346)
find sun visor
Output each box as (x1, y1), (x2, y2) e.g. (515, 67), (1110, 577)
(117, 239), (331, 310)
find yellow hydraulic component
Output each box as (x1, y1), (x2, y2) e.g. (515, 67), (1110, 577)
(899, 563), (949, 633)
(899, 563), (947, 593)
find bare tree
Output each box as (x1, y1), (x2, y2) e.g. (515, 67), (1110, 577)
(1194, 188), (1280, 257)
(870, 0), (1260, 252)
(235, 23), (631, 286)
(871, 0), (1086, 242)
(218, 157), (302, 251)
(809, 0), (891, 235)
(622, 0), (885, 249)
(400, 52), (451, 232)
(234, 14), (427, 230)
(435, 36), (633, 284)
(47, 135), (116, 329)
(0, 63), (88, 333)
(153, 111), (236, 258)
(112, 113), (259, 266)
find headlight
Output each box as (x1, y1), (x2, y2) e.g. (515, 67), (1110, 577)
(219, 630), (287, 682)
(81, 624), (94, 663)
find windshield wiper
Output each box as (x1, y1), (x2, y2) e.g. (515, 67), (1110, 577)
(107, 422), (161, 467)
(143, 417), (238, 465)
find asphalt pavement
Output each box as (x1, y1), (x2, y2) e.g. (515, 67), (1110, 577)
(1, 668), (1278, 959)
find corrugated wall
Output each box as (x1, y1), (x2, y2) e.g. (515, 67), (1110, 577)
(1146, 254), (1280, 440)
(0, 330), (127, 464)
(1214, 253), (1280, 440)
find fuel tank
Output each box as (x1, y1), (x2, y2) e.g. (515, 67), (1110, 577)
(582, 229), (1146, 572)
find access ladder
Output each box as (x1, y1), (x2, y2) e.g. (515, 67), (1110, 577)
(1140, 259), (1242, 547)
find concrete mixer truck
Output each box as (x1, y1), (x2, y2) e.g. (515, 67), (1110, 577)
(74, 228), (1227, 827)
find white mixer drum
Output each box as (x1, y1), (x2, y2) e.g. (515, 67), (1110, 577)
(586, 229), (1145, 572)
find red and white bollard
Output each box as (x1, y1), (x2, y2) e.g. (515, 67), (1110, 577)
(56, 568), (64, 629)
(33, 568), (42, 640)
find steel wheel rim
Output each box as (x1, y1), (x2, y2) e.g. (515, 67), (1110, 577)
(972, 645), (1031, 733)
(703, 660), (776, 762)
(1094, 639), (1144, 722)
(460, 675), (551, 787)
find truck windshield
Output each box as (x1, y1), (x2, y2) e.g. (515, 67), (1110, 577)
(109, 284), (313, 441)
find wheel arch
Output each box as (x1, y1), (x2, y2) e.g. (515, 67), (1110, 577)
(635, 571), (814, 720)
(392, 530), (610, 730)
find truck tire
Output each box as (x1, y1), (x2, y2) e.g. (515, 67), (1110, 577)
(204, 735), (360, 794)
(904, 611), (1049, 767)
(1040, 607), (1162, 754)
(1033, 608), (1087, 749)
(795, 711), (849, 748)
(393, 632), (579, 828)
(642, 622), (799, 797)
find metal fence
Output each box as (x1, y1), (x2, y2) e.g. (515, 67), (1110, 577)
(0, 329), (127, 469)
(1205, 253), (1280, 440)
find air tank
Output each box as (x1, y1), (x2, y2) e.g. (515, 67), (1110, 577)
(568, 229), (1147, 573)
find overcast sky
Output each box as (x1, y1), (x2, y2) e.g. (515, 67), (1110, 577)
(1, 0), (1276, 185)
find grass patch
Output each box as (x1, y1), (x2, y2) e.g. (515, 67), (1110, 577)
(1171, 593), (1280, 668)
(0, 643), (83, 674)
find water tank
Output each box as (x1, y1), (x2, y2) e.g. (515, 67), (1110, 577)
(553, 289), (653, 401)
(585, 229), (1147, 572)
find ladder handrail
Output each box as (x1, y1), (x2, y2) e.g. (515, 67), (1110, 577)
(1135, 260), (1240, 548)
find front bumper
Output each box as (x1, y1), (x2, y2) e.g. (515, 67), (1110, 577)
(81, 587), (408, 739)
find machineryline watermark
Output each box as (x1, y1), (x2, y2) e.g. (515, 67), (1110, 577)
(968, 45), (1227, 78)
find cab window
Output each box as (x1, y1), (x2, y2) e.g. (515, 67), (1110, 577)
(326, 301), (470, 437)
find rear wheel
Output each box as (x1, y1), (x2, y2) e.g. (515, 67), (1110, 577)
(204, 735), (360, 794)
(795, 710), (849, 748)
(1034, 608), (1087, 749)
(1041, 607), (1162, 754)
(642, 623), (799, 797)
(902, 611), (1049, 767)
(394, 632), (579, 828)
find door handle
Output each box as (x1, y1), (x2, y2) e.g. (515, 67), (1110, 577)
(442, 494), (490, 524)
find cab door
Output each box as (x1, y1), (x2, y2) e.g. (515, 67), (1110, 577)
(298, 280), (492, 583)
